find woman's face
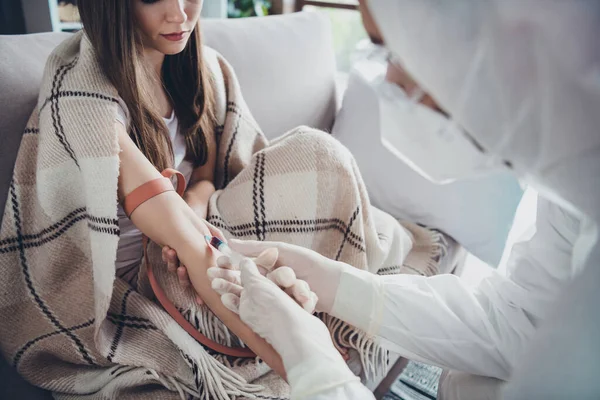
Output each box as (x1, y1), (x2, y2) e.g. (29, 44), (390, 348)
(132, 0), (203, 55)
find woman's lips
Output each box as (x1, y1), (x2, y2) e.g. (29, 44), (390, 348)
(161, 31), (187, 42)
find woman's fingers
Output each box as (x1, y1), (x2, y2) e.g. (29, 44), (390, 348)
(162, 246), (168, 262)
(163, 246), (180, 272)
(168, 249), (179, 271)
(162, 246), (171, 268)
(177, 266), (191, 288)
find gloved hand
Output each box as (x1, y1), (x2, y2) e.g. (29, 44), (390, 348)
(209, 252), (319, 313)
(218, 239), (349, 314)
(220, 240), (384, 339)
(222, 258), (352, 379)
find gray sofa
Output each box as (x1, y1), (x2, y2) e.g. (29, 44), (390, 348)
(0, 12), (336, 398)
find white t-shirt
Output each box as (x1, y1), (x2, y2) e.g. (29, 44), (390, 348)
(115, 104), (194, 285)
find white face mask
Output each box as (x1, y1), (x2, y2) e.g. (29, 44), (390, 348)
(376, 77), (507, 184)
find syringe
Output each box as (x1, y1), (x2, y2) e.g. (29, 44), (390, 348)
(205, 235), (244, 267)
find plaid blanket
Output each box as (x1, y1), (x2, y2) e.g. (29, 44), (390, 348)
(0, 31), (445, 399)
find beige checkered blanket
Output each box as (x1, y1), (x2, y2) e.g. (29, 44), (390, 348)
(0, 31), (446, 399)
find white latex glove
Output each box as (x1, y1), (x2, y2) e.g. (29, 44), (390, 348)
(221, 258), (357, 393)
(209, 253), (319, 313)
(225, 239), (349, 314)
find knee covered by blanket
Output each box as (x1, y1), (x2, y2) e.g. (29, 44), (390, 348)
(273, 128), (355, 166)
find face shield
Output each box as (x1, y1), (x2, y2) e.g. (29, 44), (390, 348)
(375, 64), (508, 184)
(367, 0), (600, 217)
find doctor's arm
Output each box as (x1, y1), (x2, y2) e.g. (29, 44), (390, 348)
(332, 197), (579, 381)
(115, 122), (286, 378)
(228, 198), (578, 382)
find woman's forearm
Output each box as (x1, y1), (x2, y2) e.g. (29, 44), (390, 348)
(115, 122), (285, 378)
(129, 191), (286, 378)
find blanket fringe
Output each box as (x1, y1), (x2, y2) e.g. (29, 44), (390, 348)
(426, 229), (448, 276)
(320, 313), (389, 380)
(181, 304), (260, 371)
(400, 222), (447, 278)
(147, 369), (200, 399)
(181, 305), (246, 348)
(181, 348), (263, 400)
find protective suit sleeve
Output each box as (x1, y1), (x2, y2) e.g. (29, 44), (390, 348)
(331, 197), (580, 380)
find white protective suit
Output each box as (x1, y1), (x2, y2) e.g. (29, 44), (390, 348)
(211, 1), (599, 399)
(289, 0), (600, 398)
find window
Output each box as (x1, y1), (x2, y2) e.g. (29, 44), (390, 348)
(298, 1), (367, 72)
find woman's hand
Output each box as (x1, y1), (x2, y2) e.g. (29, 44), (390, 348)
(163, 220), (225, 305)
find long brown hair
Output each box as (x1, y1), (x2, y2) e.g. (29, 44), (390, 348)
(78, 0), (216, 171)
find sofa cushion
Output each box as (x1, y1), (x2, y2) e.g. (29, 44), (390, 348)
(202, 12), (337, 138)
